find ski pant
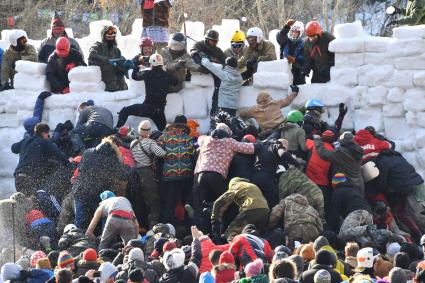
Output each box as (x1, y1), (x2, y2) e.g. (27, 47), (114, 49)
(98, 215), (138, 251)
(225, 208), (269, 240)
(71, 122), (113, 152)
(252, 171), (279, 207)
(160, 179), (193, 225)
(116, 103), (166, 131)
(338, 209), (373, 241)
(137, 167), (160, 229)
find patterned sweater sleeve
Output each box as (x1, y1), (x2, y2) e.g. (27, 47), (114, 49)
(229, 139), (254, 155)
(149, 140), (166, 157)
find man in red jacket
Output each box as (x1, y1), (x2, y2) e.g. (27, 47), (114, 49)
(354, 129), (394, 162)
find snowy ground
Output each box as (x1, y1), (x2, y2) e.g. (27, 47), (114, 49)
(0, 19), (424, 198)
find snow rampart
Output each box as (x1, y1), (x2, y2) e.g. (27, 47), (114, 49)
(0, 20), (424, 197)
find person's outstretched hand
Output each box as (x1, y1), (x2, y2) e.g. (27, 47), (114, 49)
(339, 103), (348, 116)
(191, 226), (203, 240)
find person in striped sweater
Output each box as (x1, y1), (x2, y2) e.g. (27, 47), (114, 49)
(130, 120), (165, 229)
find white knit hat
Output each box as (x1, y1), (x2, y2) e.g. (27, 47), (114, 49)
(138, 120), (151, 133)
(128, 248), (144, 262)
(163, 248), (185, 270)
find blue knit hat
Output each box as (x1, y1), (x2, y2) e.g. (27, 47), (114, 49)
(100, 190), (115, 201)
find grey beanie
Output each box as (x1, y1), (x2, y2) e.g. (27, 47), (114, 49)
(314, 269), (331, 283)
(389, 267), (407, 283)
(313, 236), (330, 253)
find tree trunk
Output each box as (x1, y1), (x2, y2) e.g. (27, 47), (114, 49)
(323, 0), (329, 32)
(330, 0), (340, 34)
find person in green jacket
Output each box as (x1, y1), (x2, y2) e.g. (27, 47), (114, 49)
(390, 0), (425, 25)
(88, 25), (128, 92)
(211, 177), (269, 240)
(0, 30), (37, 90)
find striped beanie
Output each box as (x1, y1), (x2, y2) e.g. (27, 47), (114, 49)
(332, 173), (347, 188)
(57, 251), (74, 269)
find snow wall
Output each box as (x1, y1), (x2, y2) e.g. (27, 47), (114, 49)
(0, 20), (424, 198)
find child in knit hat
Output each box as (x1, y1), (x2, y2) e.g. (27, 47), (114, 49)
(242, 258), (267, 282)
(57, 251), (75, 270)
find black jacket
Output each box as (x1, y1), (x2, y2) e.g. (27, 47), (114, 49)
(132, 67), (178, 108)
(190, 40), (226, 65)
(303, 32), (335, 83)
(58, 228), (96, 257)
(228, 153), (255, 180)
(299, 264), (342, 283)
(11, 135), (69, 176)
(329, 186), (371, 233)
(116, 259), (165, 283)
(46, 48), (86, 93)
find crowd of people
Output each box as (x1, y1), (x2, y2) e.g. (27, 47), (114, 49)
(1, 1), (425, 283)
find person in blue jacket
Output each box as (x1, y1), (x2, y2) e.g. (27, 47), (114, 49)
(276, 19), (306, 85)
(22, 91), (52, 138)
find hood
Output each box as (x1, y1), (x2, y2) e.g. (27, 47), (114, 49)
(165, 123), (190, 135)
(256, 91), (273, 105)
(281, 122), (298, 130)
(95, 136), (123, 161)
(23, 117), (39, 134)
(286, 193), (309, 206)
(354, 129), (373, 146)
(228, 177), (250, 190)
(101, 25), (117, 45)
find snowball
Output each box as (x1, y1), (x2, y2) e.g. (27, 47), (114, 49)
(48, 109), (76, 129)
(181, 89), (208, 119)
(364, 36), (393, 52)
(165, 93), (184, 122)
(330, 67), (358, 86)
(354, 107), (383, 132)
(68, 66), (102, 83)
(257, 59), (289, 73)
(335, 53), (365, 67)
(14, 73), (50, 91)
(395, 56), (425, 70)
(253, 72), (289, 89)
(363, 86), (388, 106)
(387, 37), (425, 57)
(386, 88), (405, 103)
(334, 21), (364, 39)
(190, 73), (214, 87)
(15, 61), (46, 75)
(329, 38), (365, 53)
(383, 103), (405, 117)
(69, 81), (106, 93)
(404, 88), (425, 112)
(413, 71), (425, 87)
(392, 25), (425, 39)
(416, 128), (425, 148)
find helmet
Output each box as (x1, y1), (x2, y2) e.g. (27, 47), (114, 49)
(55, 37), (70, 57)
(305, 99), (324, 109)
(287, 110), (304, 123)
(231, 30), (246, 42)
(205, 29), (219, 41)
(246, 27), (263, 43)
(313, 270), (331, 283)
(9, 30), (27, 46)
(169, 32), (186, 51)
(420, 234), (425, 246)
(140, 37), (153, 47)
(288, 21), (304, 41)
(149, 53), (164, 67)
(357, 247), (376, 268)
(305, 21), (323, 37)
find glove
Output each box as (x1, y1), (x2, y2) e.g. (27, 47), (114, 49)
(339, 103), (348, 116)
(122, 59), (135, 69)
(65, 63), (76, 72)
(108, 59), (118, 66)
(287, 55), (296, 64)
(211, 221), (222, 239)
(54, 123), (65, 133)
(286, 19), (296, 27)
(61, 87), (70, 94)
(38, 91), (52, 99)
(290, 85), (299, 93)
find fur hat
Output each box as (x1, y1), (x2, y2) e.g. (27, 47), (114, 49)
(30, 251), (47, 267)
(83, 248), (98, 262)
(244, 258), (264, 277)
(36, 258), (51, 270)
(163, 248), (185, 270)
(128, 248), (144, 262)
(1, 263), (22, 281)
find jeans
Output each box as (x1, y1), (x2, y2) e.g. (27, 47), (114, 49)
(116, 103), (166, 131)
(71, 122), (113, 152)
(74, 197), (98, 230)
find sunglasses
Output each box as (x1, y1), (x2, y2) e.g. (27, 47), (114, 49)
(231, 42), (244, 49)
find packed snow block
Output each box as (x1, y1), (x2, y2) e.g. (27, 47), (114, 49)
(0, 128), (24, 148)
(181, 89), (208, 119)
(358, 65), (393, 87)
(387, 38), (425, 57)
(237, 86), (260, 108)
(383, 70), (414, 88)
(320, 84), (352, 106)
(253, 72), (289, 89)
(190, 73), (214, 87)
(418, 148), (425, 168)
(395, 56), (425, 70)
(14, 73), (50, 91)
(417, 112), (425, 128)
(387, 88), (405, 103)
(335, 53), (365, 67)
(334, 21), (364, 39)
(15, 61), (46, 75)
(364, 52), (394, 66)
(383, 103), (405, 117)
(68, 66), (102, 83)
(351, 86), (367, 108)
(197, 118), (210, 135)
(16, 110), (34, 124)
(330, 67), (358, 86)
(0, 151), (18, 177)
(131, 19), (143, 37)
(393, 139), (415, 152)
(363, 86), (388, 106)
(413, 71), (425, 87)
(329, 38), (365, 53)
(406, 111), (417, 126)
(416, 128), (425, 148)
(292, 84), (325, 108)
(257, 59), (289, 74)
(384, 117), (410, 140)
(404, 88), (425, 112)
(325, 106), (354, 129)
(48, 108), (76, 129)
(165, 94), (184, 122)
(364, 36), (393, 52)
(0, 114), (19, 128)
(268, 29), (280, 58)
(0, 40), (8, 50)
(69, 81), (106, 93)
(182, 21), (205, 51)
(354, 107), (383, 132)
(392, 25), (425, 39)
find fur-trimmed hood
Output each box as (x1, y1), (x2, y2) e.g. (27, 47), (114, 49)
(96, 136), (123, 162)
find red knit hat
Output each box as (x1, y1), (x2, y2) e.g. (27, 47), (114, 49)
(82, 248), (98, 262)
(163, 241), (177, 253)
(321, 130), (336, 143)
(219, 251), (235, 265)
